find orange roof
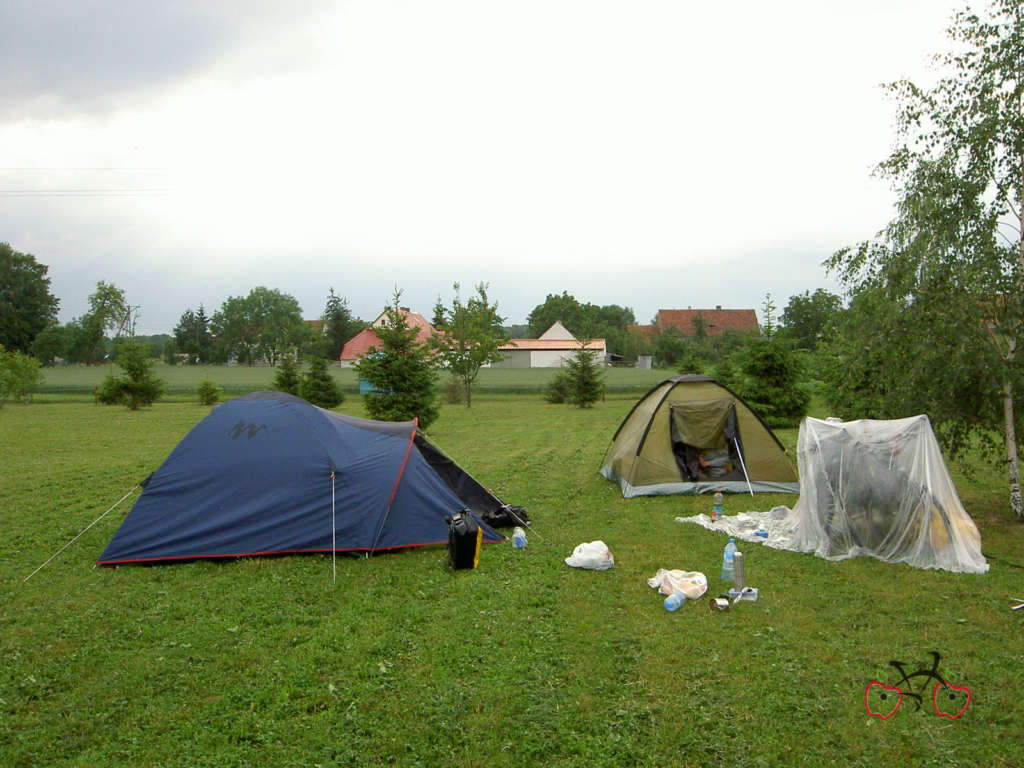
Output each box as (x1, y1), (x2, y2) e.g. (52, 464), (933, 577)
(339, 328), (383, 361)
(631, 308), (759, 338)
(372, 308), (435, 335)
(499, 338), (605, 351)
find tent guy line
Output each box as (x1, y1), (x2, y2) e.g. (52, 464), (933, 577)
(22, 484), (140, 583)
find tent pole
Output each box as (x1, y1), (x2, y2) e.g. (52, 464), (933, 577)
(23, 485), (140, 583)
(732, 438), (755, 496)
(331, 472), (337, 585)
(370, 420), (419, 556)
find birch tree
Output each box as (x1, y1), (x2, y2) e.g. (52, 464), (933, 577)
(827, 0), (1024, 517)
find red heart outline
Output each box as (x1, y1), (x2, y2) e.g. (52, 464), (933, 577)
(864, 681), (903, 719)
(933, 682), (971, 719)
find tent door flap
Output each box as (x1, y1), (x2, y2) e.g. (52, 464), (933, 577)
(669, 401), (746, 483)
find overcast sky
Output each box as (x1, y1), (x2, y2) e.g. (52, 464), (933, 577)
(1, 0), (965, 334)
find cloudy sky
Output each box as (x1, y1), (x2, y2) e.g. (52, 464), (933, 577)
(1, 0), (965, 334)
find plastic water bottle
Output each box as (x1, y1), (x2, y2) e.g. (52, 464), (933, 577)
(512, 527), (527, 549)
(664, 591), (686, 611)
(721, 537), (738, 582)
(712, 490), (724, 520)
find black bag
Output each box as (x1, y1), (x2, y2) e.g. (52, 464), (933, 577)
(447, 510), (482, 570)
(480, 504), (529, 529)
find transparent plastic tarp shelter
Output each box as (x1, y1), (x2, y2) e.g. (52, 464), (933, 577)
(786, 415), (987, 573)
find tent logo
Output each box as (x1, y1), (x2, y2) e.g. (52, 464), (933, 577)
(229, 421), (267, 440)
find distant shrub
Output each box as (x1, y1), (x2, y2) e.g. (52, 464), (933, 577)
(443, 377), (464, 405)
(0, 346), (44, 407)
(197, 379), (220, 406)
(544, 370), (569, 403)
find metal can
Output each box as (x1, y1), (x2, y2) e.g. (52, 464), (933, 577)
(733, 551), (746, 590)
(709, 596), (730, 611)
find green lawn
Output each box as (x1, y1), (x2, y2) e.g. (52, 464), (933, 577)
(36, 363), (671, 396)
(2, 394), (1022, 767)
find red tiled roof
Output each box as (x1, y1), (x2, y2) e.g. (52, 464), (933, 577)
(657, 308), (758, 335)
(339, 328), (382, 361)
(373, 310), (435, 336)
(631, 309), (760, 338)
(339, 310), (437, 361)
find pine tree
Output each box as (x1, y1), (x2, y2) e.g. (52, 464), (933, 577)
(95, 342), (165, 410)
(731, 338), (809, 428)
(273, 353), (301, 396)
(354, 292), (439, 428)
(300, 356), (344, 409)
(564, 343), (604, 408)
(322, 288), (355, 360)
(196, 379), (220, 406)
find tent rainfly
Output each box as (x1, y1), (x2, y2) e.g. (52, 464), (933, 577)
(97, 391), (506, 565)
(788, 415), (987, 573)
(600, 375), (799, 497)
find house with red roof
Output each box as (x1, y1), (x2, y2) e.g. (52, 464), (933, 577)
(492, 321), (607, 368)
(338, 307), (437, 367)
(629, 307), (760, 341)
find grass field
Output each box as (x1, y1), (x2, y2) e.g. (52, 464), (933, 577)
(3, 393), (1023, 767)
(35, 363), (671, 396)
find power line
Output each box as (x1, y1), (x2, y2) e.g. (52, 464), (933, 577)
(0, 188), (170, 197)
(0, 167), (167, 172)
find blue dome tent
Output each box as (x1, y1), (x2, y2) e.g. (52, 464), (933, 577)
(97, 391), (505, 565)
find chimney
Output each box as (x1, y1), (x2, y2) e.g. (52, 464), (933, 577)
(715, 305), (722, 310)
(400, 306), (410, 312)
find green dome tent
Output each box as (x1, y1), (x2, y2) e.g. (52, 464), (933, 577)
(601, 375), (798, 497)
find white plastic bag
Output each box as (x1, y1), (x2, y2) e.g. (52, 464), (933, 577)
(565, 540), (615, 570)
(646, 569), (708, 599)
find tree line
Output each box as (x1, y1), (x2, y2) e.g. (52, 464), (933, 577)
(167, 286), (364, 366)
(0, 269), (367, 367)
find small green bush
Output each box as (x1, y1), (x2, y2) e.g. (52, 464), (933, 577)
(544, 370), (569, 403)
(0, 346), (44, 407)
(443, 377), (464, 404)
(96, 342), (165, 410)
(95, 377), (122, 405)
(300, 356), (344, 409)
(196, 379), (220, 406)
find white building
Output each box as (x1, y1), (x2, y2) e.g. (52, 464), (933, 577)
(493, 321), (607, 368)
